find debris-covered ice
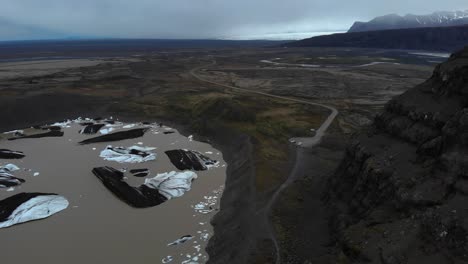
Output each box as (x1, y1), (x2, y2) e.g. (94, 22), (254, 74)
(92, 166), (167, 208)
(0, 193), (69, 229)
(165, 149), (218, 171)
(0, 164), (25, 188)
(79, 124), (105, 134)
(100, 145), (156, 163)
(8, 130), (64, 141)
(79, 128), (147, 145)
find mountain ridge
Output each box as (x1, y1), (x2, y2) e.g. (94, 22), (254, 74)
(349, 10), (468, 33)
(284, 24), (468, 52)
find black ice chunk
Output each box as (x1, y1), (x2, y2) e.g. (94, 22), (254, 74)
(8, 130), (64, 141)
(130, 168), (149, 177)
(92, 166), (166, 208)
(78, 128), (147, 145)
(165, 149), (217, 171)
(0, 149), (25, 159)
(79, 124), (106, 134)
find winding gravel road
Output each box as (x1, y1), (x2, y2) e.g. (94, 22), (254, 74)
(191, 60), (338, 264)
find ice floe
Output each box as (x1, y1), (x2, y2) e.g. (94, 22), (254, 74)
(8, 130), (64, 141)
(165, 149), (218, 171)
(168, 235), (193, 246)
(50, 120), (73, 128)
(100, 145), (156, 163)
(0, 193), (69, 229)
(93, 166), (167, 208)
(123, 124), (137, 129)
(130, 168), (149, 177)
(144, 171), (198, 200)
(99, 127), (115, 135)
(162, 256), (173, 263)
(79, 128), (148, 145)
(79, 124), (105, 134)
(0, 164), (25, 188)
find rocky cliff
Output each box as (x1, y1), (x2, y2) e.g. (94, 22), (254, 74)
(327, 46), (468, 263)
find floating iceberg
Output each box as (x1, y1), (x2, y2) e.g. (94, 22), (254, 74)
(0, 193), (69, 229)
(79, 124), (105, 134)
(165, 149), (218, 171)
(8, 130), (64, 141)
(79, 128), (147, 145)
(0, 149), (25, 159)
(100, 145), (156, 163)
(130, 168), (150, 177)
(0, 164), (25, 188)
(92, 166), (167, 208)
(168, 235), (193, 246)
(144, 171), (198, 199)
(93, 166), (197, 208)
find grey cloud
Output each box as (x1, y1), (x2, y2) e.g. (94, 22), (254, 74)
(0, 0), (467, 39)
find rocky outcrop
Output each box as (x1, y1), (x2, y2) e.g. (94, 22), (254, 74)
(327, 46), (468, 263)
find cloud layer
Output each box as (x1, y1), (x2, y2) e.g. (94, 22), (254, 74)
(1, 0), (467, 40)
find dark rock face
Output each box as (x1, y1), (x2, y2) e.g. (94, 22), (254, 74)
(79, 128), (147, 145)
(92, 166), (167, 208)
(79, 123), (105, 134)
(349, 11), (468, 33)
(165, 149), (217, 171)
(327, 46), (468, 263)
(8, 130), (64, 141)
(0, 149), (25, 159)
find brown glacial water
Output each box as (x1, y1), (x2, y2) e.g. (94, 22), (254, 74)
(0, 119), (226, 264)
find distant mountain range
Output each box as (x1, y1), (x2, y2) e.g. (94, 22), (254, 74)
(285, 24), (468, 52)
(349, 10), (468, 32)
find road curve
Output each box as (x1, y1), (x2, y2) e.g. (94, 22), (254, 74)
(190, 60), (338, 264)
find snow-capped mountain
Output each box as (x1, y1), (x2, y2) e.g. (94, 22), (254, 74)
(349, 10), (468, 33)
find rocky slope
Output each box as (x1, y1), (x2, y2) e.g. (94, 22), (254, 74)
(327, 46), (468, 263)
(284, 25), (468, 52)
(349, 10), (468, 33)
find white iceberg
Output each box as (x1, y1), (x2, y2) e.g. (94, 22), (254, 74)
(0, 164), (20, 172)
(0, 194), (69, 229)
(144, 171), (198, 199)
(100, 145), (156, 163)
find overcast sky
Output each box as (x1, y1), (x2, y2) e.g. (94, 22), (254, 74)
(1, 0), (468, 40)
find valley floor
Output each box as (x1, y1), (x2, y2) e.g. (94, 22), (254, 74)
(0, 46), (436, 263)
